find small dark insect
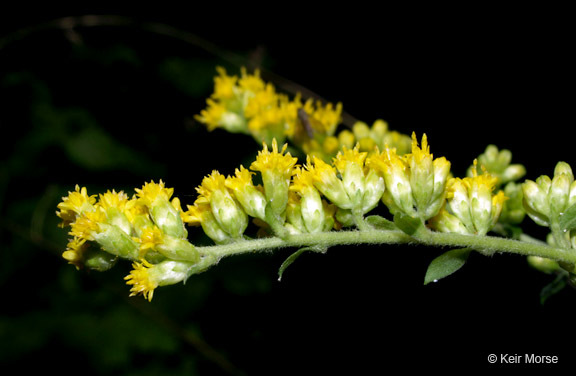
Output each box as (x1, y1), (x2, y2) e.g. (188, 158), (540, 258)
(297, 108), (315, 138)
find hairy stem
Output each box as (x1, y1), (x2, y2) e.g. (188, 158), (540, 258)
(191, 229), (576, 265)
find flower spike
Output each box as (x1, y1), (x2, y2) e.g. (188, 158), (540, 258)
(54, 65), (576, 302)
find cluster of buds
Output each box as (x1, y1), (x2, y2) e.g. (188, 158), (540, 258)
(467, 145), (526, 187)
(522, 162), (576, 250)
(465, 145), (527, 227)
(341, 120), (412, 156)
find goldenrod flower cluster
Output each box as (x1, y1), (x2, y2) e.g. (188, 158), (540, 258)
(523, 162), (576, 249)
(195, 67), (412, 161)
(57, 131), (520, 300)
(57, 66), (576, 299)
(57, 182), (202, 301)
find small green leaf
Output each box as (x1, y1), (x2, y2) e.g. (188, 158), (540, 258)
(540, 274), (566, 305)
(365, 215), (396, 231)
(559, 203), (576, 231)
(424, 248), (471, 285)
(278, 246), (326, 281)
(393, 213), (425, 236)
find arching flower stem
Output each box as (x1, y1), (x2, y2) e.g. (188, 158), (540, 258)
(190, 228), (576, 267)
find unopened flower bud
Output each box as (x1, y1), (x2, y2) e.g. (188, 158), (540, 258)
(135, 180), (187, 239)
(498, 182), (526, 225)
(290, 169), (327, 233)
(307, 156), (352, 210)
(361, 168), (386, 214)
(195, 171), (248, 239)
(226, 166), (267, 220)
(93, 223), (141, 259)
(468, 145), (526, 186)
(523, 162), (576, 232)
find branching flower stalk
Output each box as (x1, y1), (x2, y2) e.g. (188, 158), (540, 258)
(56, 67), (576, 301)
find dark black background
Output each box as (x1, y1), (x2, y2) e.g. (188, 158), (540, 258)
(0, 5), (573, 374)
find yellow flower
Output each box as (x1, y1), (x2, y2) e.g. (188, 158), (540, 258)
(333, 146), (368, 207)
(124, 199), (153, 237)
(195, 170), (248, 239)
(368, 146), (413, 215)
(245, 88), (297, 146)
(136, 180), (186, 239)
(183, 203), (233, 244)
(333, 145), (368, 173)
(213, 66), (238, 100)
(197, 67), (348, 153)
(369, 133), (450, 220)
(138, 226), (164, 252)
(69, 208), (107, 241)
(62, 237), (89, 269)
(302, 99), (342, 136)
(238, 67), (266, 93)
(135, 180), (174, 206)
(97, 190), (130, 211)
(289, 167), (327, 233)
(290, 166), (317, 196)
(56, 185), (97, 226)
(96, 189), (134, 235)
(197, 67), (275, 136)
(250, 139), (298, 217)
(195, 170), (227, 204)
(278, 94), (301, 138)
(320, 145), (387, 218)
(244, 84), (277, 119)
(405, 133), (448, 216)
(181, 203), (204, 226)
(431, 162), (506, 235)
(125, 259), (158, 302)
(306, 155), (352, 210)
(124, 259), (204, 301)
(196, 99), (228, 131)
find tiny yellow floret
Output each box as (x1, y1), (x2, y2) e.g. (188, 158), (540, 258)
(56, 185), (97, 226)
(62, 237), (89, 268)
(195, 170), (228, 204)
(138, 226), (165, 252)
(125, 259), (158, 302)
(69, 209), (107, 241)
(213, 67), (238, 100)
(135, 180), (174, 206)
(97, 190), (130, 211)
(250, 139), (298, 177)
